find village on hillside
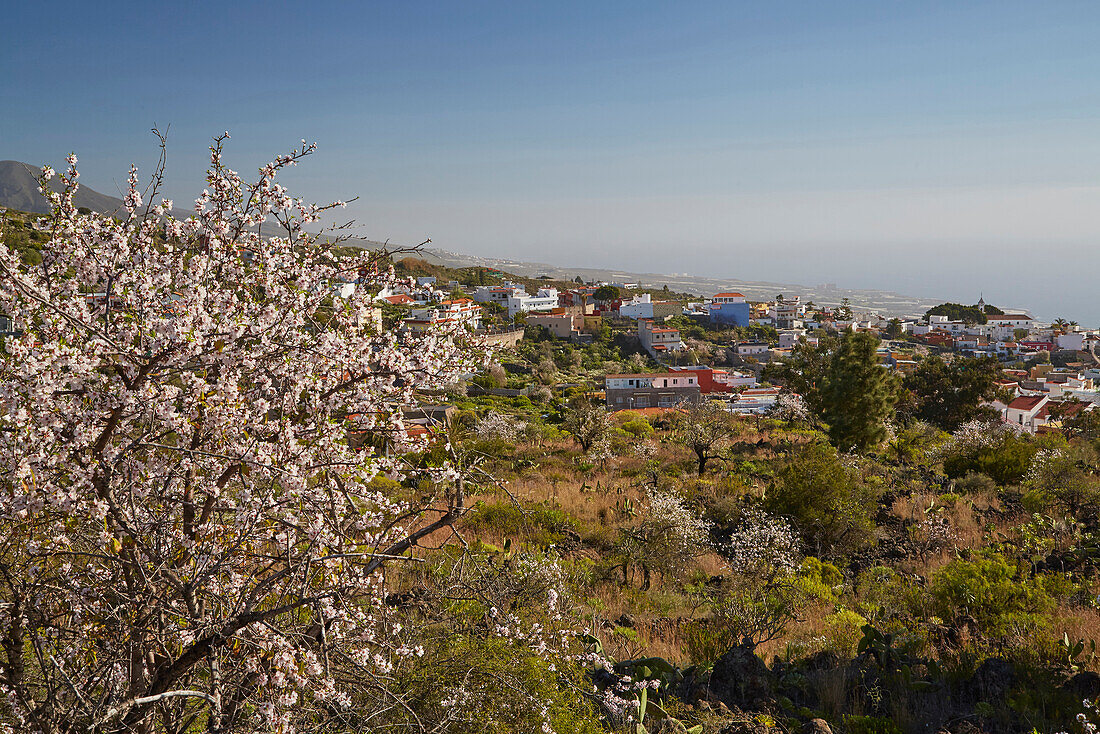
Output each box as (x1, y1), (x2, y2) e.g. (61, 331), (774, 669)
(2, 199), (1096, 433)
(341, 253), (1100, 435)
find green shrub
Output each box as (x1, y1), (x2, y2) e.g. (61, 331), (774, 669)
(823, 609), (867, 656)
(930, 552), (1067, 636)
(796, 556), (843, 602)
(842, 714), (903, 734)
(853, 566), (929, 627)
(943, 434), (1038, 485)
(620, 417), (655, 438)
(953, 471), (998, 495)
(392, 635), (604, 733)
(462, 501), (575, 548)
(682, 619), (741, 667)
(767, 443), (879, 559)
(367, 475), (404, 494)
(1020, 445), (1100, 515)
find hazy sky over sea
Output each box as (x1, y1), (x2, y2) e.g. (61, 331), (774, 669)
(3, 1), (1099, 323)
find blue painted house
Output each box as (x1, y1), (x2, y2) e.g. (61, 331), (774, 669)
(709, 292), (751, 326)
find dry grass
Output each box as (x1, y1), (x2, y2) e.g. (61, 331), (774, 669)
(1051, 605), (1100, 670)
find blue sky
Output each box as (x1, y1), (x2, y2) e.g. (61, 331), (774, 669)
(3, 1), (1100, 322)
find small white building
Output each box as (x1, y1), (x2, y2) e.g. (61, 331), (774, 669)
(727, 387), (782, 413)
(619, 293), (656, 320)
(735, 342), (770, 357)
(987, 314), (1034, 329)
(473, 283), (559, 317)
(778, 329), (806, 349)
(638, 319), (684, 357)
(403, 298), (482, 333)
(1057, 332), (1085, 351)
(1004, 395), (1049, 432)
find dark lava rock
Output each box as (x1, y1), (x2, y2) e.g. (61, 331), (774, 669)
(705, 643), (777, 711)
(614, 613), (635, 628)
(1063, 670), (1100, 700)
(968, 658), (1016, 701)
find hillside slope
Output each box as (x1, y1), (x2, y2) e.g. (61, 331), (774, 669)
(0, 160), (127, 215)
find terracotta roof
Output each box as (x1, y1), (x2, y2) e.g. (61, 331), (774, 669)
(1037, 401), (1089, 421)
(713, 292), (745, 298)
(1008, 395), (1046, 411)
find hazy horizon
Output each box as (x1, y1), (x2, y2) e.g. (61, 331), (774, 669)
(4, 1), (1099, 324)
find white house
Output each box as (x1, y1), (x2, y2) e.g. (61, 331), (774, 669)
(1057, 332), (1085, 351)
(735, 342), (770, 357)
(473, 283), (559, 317)
(473, 282), (525, 306)
(508, 287), (559, 317)
(1004, 395), (1049, 433)
(987, 314), (1034, 329)
(768, 297), (806, 329)
(619, 293), (655, 319)
(604, 372), (701, 410)
(778, 329), (806, 349)
(727, 387), (782, 413)
(638, 319), (684, 357)
(618, 293), (690, 320)
(403, 298), (483, 333)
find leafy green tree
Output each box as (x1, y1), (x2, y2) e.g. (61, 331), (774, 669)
(885, 318), (903, 340)
(902, 355), (1000, 430)
(593, 285), (621, 302)
(1065, 408), (1100, 443)
(820, 331), (899, 451)
(924, 302), (987, 324)
(764, 336), (838, 414)
(766, 443), (879, 558)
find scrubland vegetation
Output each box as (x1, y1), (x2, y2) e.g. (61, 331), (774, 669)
(425, 385), (1100, 734)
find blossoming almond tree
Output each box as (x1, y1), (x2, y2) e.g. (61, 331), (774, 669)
(0, 135), (476, 732)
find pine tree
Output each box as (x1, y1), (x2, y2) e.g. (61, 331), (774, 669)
(821, 331), (899, 451)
